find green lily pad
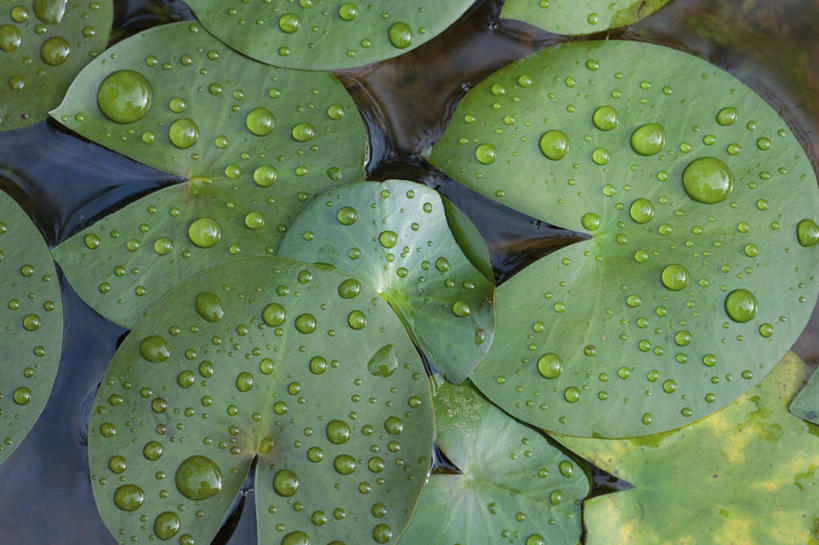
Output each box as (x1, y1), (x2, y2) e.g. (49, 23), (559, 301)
(554, 352), (819, 545)
(0, 189), (62, 463)
(51, 21), (366, 327)
(399, 378), (588, 545)
(501, 0), (671, 35)
(0, 0), (112, 130)
(184, 0), (473, 71)
(789, 366), (819, 424)
(277, 180), (495, 384)
(429, 39), (819, 437)
(89, 256), (433, 545)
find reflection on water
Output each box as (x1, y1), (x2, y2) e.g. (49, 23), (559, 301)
(0, 0), (816, 543)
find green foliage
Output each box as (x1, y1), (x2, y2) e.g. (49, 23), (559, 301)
(184, 0), (474, 71)
(790, 366), (819, 424)
(399, 378), (588, 545)
(278, 180), (495, 384)
(429, 40), (819, 437)
(0, 0), (112, 130)
(501, 0), (671, 35)
(0, 190), (62, 463)
(555, 352), (819, 545)
(88, 256), (433, 545)
(51, 22), (366, 327)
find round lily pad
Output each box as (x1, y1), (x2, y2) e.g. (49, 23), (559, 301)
(399, 378), (588, 545)
(0, 189), (62, 463)
(556, 352), (819, 545)
(51, 22), (366, 327)
(428, 40), (819, 437)
(88, 256), (433, 545)
(0, 0), (112, 130)
(501, 0), (671, 35)
(184, 0), (474, 71)
(277, 180), (495, 384)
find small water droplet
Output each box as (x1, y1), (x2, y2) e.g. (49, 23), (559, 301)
(539, 130), (569, 160)
(40, 36), (70, 65)
(724, 289), (757, 323)
(630, 123), (666, 156)
(581, 212), (600, 231)
(716, 107), (737, 126)
(592, 105), (618, 131)
(661, 264), (689, 291)
(537, 353), (562, 379)
(388, 22), (413, 48)
(245, 108), (275, 136)
(113, 484), (144, 511)
(139, 335), (170, 362)
(295, 313), (317, 334)
(273, 469), (300, 497)
(629, 198), (655, 224)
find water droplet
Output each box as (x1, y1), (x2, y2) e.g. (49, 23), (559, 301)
(188, 218), (221, 248)
(592, 148), (610, 165)
(759, 323), (773, 337)
(537, 353), (562, 379)
(373, 524), (393, 543)
(326, 420), (351, 444)
(724, 289), (757, 323)
(169, 97), (187, 113)
(367, 344), (398, 377)
(244, 212), (265, 230)
(592, 105), (618, 131)
(278, 13), (302, 33)
(682, 157), (733, 204)
(143, 440), (163, 460)
(13, 387), (31, 405)
(451, 300), (470, 318)
(347, 310), (366, 329)
(254, 165), (277, 187)
(388, 22), (412, 48)
(113, 484), (144, 511)
(0, 25), (22, 53)
(797, 218), (819, 247)
(337, 206), (357, 225)
(273, 469), (300, 497)
(139, 335), (170, 362)
(40, 35), (70, 65)
(338, 278), (361, 299)
(581, 212), (600, 231)
(744, 243), (759, 258)
(295, 313), (316, 334)
(563, 387), (580, 402)
(243, 107), (275, 136)
(629, 198), (655, 224)
(539, 130), (569, 160)
(262, 302), (286, 327)
(169, 118), (199, 149)
(630, 123), (666, 156)
(559, 460), (574, 477)
(339, 2), (358, 20)
(384, 416), (403, 434)
(716, 107), (737, 126)
(281, 531), (309, 545)
(662, 379), (677, 393)
(333, 454), (356, 475)
(22, 313), (40, 331)
(756, 137), (771, 150)
(526, 535), (545, 545)
(475, 143), (497, 164)
(175, 455), (223, 500)
(661, 264), (689, 291)
(236, 372), (254, 392)
(378, 230), (398, 248)
(307, 447), (324, 463)
(154, 512), (181, 541)
(97, 70), (153, 124)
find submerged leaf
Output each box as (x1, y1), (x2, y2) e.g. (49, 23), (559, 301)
(501, 0), (670, 35)
(88, 256), (433, 545)
(0, 190), (62, 463)
(555, 352), (819, 545)
(0, 0), (112, 130)
(790, 366), (819, 424)
(429, 40), (819, 437)
(185, 0), (474, 71)
(51, 22), (366, 327)
(277, 180), (495, 384)
(399, 378), (588, 545)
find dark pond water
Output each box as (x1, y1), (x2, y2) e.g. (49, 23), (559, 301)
(0, 0), (817, 543)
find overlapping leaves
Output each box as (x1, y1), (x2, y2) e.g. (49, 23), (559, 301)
(501, 0), (671, 35)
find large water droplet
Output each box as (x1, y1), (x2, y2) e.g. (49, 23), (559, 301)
(367, 344), (398, 377)
(337, 206), (357, 226)
(333, 454), (356, 475)
(661, 264), (689, 291)
(281, 531), (309, 545)
(273, 469), (300, 497)
(339, 3), (358, 21)
(195, 292), (224, 322)
(475, 143), (497, 165)
(629, 198), (655, 224)
(34, 0), (66, 24)
(169, 118), (199, 149)
(378, 230), (398, 248)
(725, 289), (757, 323)
(175, 455), (223, 500)
(537, 353), (562, 379)
(263, 302), (286, 327)
(716, 107), (737, 126)
(278, 13), (301, 33)
(188, 218), (221, 248)
(592, 106), (618, 131)
(0, 25), (22, 53)
(630, 123), (666, 156)
(139, 335), (170, 362)
(326, 420), (351, 444)
(113, 484), (144, 511)
(682, 157), (733, 204)
(388, 22), (412, 48)
(245, 107), (275, 136)
(97, 70), (153, 124)
(295, 313), (316, 334)
(291, 122), (315, 142)
(797, 218), (819, 247)
(539, 130), (569, 160)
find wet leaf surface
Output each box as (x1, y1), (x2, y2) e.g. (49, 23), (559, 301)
(502, 0), (670, 35)
(430, 39), (819, 437)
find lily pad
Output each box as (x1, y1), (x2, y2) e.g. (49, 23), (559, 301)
(88, 256), (433, 545)
(789, 366), (819, 424)
(184, 0), (474, 71)
(399, 378), (588, 545)
(501, 0), (671, 35)
(428, 39), (819, 437)
(277, 180), (495, 384)
(0, 189), (63, 463)
(0, 0), (112, 130)
(555, 352), (819, 545)
(51, 22), (366, 327)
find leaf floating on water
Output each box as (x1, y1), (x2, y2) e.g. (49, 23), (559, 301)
(51, 22), (366, 327)
(429, 40), (819, 437)
(0, 189), (63, 464)
(88, 256), (433, 545)
(278, 180), (495, 384)
(0, 0), (112, 130)
(400, 379), (588, 545)
(555, 352), (819, 545)
(184, 0), (474, 71)
(502, 0), (671, 35)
